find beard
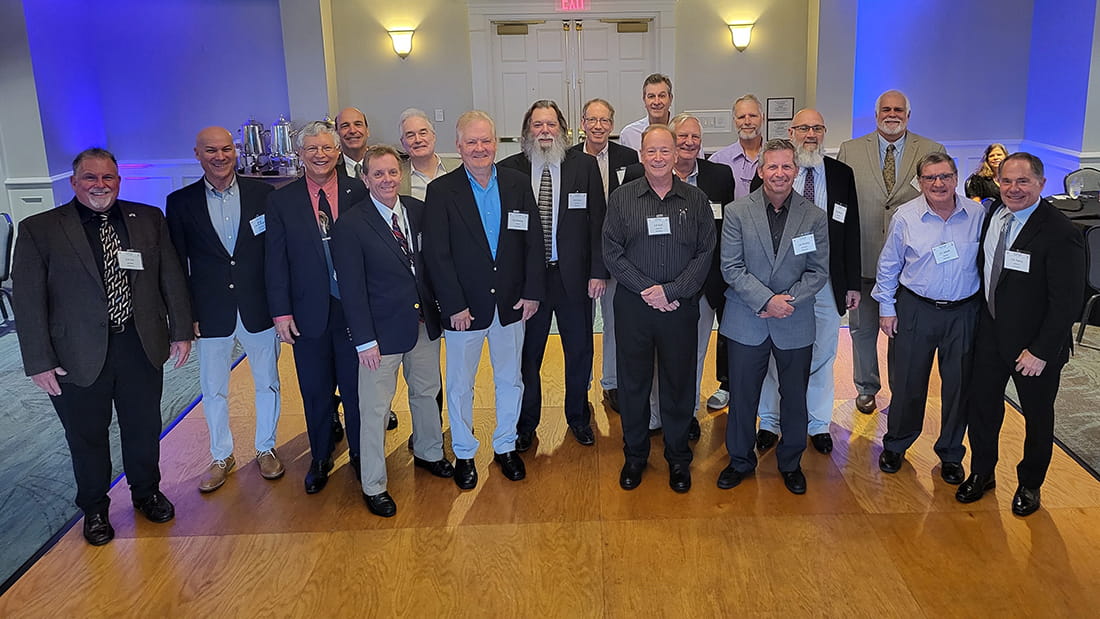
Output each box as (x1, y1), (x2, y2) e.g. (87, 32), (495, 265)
(794, 144), (824, 168)
(738, 127), (760, 141)
(522, 132), (568, 168)
(877, 119), (906, 137)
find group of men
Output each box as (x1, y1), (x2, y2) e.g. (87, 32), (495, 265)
(12, 73), (1081, 547)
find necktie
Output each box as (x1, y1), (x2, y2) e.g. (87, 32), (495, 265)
(803, 167), (815, 204)
(354, 162), (362, 178)
(392, 212), (412, 268)
(537, 165), (553, 262)
(883, 144), (897, 194)
(98, 213), (133, 325)
(317, 189), (340, 298)
(987, 211), (1013, 318)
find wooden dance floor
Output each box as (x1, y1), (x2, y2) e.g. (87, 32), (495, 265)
(3, 330), (1100, 616)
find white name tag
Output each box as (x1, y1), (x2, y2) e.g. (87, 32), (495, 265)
(710, 202), (723, 219)
(507, 211), (529, 230)
(647, 216), (671, 236)
(568, 192), (587, 209)
(616, 168), (626, 184)
(1005, 250), (1031, 273)
(932, 241), (959, 264)
(249, 214), (266, 236)
(832, 203), (847, 223)
(117, 250), (144, 270)
(792, 233), (816, 255)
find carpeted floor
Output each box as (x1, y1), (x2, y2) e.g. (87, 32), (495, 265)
(0, 326), (201, 587)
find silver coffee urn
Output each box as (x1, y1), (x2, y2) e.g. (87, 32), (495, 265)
(270, 116), (299, 176)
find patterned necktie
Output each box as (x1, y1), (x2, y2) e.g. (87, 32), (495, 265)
(317, 189), (339, 298)
(803, 167), (815, 204)
(98, 213), (133, 325)
(354, 162), (362, 179)
(883, 143), (897, 194)
(987, 210), (1013, 318)
(538, 165), (553, 262)
(391, 212), (412, 268)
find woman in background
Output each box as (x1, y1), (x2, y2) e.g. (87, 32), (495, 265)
(965, 143), (1007, 202)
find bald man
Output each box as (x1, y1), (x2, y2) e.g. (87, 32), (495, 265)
(166, 127), (283, 492)
(336, 107), (370, 179)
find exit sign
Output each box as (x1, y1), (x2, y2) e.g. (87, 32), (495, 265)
(559, 0), (588, 10)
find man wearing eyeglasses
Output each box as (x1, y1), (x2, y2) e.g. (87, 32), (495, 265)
(266, 120), (368, 494)
(870, 152), (981, 483)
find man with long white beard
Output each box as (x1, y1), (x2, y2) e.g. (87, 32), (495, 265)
(709, 94), (766, 201)
(498, 100), (608, 450)
(749, 109), (862, 454)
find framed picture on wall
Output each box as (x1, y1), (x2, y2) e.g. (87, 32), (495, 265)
(767, 120), (792, 141)
(766, 97), (795, 121)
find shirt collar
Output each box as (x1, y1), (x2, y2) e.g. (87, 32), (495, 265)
(305, 173), (339, 198)
(765, 191), (793, 212)
(878, 132), (907, 152)
(920, 194), (971, 221)
(465, 164), (497, 190)
(371, 194), (403, 218)
(204, 174), (237, 196)
(1008, 200), (1041, 223)
(636, 174), (686, 199)
(75, 199), (120, 223)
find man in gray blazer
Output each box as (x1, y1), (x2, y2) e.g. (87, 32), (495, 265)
(717, 139), (829, 495)
(837, 90), (944, 415)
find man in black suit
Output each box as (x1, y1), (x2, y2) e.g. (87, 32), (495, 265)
(166, 127), (283, 493)
(422, 110), (545, 490)
(569, 98), (638, 414)
(749, 109), (862, 455)
(331, 145), (453, 518)
(13, 148), (193, 545)
(265, 121), (368, 494)
(335, 107), (370, 180)
(956, 153), (1085, 516)
(498, 100), (608, 450)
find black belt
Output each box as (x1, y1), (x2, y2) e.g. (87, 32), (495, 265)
(900, 286), (978, 310)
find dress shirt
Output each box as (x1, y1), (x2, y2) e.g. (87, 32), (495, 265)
(467, 166), (502, 259)
(765, 192), (793, 255)
(878, 133), (908, 186)
(603, 176), (716, 301)
(983, 200), (1039, 294)
(354, 196), (414, 354)
(204, 175), (241, 254)
(675, 162), (699, 187)
(708, 141), (758, 199)
(305, 174), (340, 222)
(75, 200), (131, 281)
(795, 163), (828, 211)
(617, 116), (651, 152)
(530, 161), (561, 261)
(343, 154), (364, 179)
(872, 194), (984, 316)
(408, 155), (448, 201)
(586, 142), (610, 200)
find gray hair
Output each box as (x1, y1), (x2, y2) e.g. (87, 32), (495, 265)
(582, 98), (615, 121)
(756, 139), (797, 170)
(72, 147), (117, 173)
(874, 89), (911, 115)
(916, 152), (957, 176)
(669, 113), (701, 135)
(296, 120), (339, 150)
(1001, 152), (1045, 179)
(733, 94), (764, 117)
(398, 107), (435, 136)
(456, 110), (496, 140)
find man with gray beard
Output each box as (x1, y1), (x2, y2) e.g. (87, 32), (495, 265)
(750, 109), (862, 454)
(498, 100), (608, 450)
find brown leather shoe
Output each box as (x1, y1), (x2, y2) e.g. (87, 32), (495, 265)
(256, 449), (285, 480)
(198, 455), (235, 492)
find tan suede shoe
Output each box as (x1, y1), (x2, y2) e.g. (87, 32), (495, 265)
(256, 449), (285, 480)
(198, 455), (236, 492)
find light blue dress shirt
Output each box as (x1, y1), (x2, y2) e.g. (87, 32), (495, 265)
(467, 166), (502, 259)
(983, 200), (1040, 293)
(204, 176), (241, 254)
(795, 162), (828, 210)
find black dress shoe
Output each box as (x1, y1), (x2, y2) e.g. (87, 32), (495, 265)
(387, 410), (398, 431)
(304, 457), (334, 494)
(82, 512), (114, 546)
(569, 424), (595, 446)
(454, 458), (478, 490)
(603, 388), (619, 413)
(132, 491), (175, 523)
(810, 433), (833, 454)
(717, 466), (746, 490)
(619, 462), (645, 490)
(515, 430), (536, 453)
(413, 456), (455, 478)
(782, 468), (807, 494)
(349, 454), (362, 482)
(363, 491), (397, 517)
(955, 473), (996, 503)
(878, 449), (904, 473)
(1012, 485), (1042, 516)
(669, 463), (691, 493)
(855, 394), (876, 414)
(494, 450), (526, 481)
(332, 416), (345, 443)
(940, 462), (965, 485)
(756, 429), (779, 452)
(687, 417), (701, 441)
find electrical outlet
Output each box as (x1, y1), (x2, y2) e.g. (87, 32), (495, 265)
(435, 109), (445, 122)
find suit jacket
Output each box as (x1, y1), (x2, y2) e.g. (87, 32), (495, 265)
(422, 165), (546, 330)
(750, 156), (862, 314)
(836, 130), (945, 277)
(497, 149), (609, 297)
(264, 175), (367, 337)
(12, 199), (193, 386)
(977, 199), (1085, 366)
(568, 141), (639, 198)
(398, 155), (462, 197)
(719, 188), (830, 350)
(331, 195), (442, 355)
(624, 158), (736, 308)
(166, 176), (274, 337)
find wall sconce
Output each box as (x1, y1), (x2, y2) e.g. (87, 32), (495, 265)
(388, 29), (414, 59)
(728, 23), (753, 52)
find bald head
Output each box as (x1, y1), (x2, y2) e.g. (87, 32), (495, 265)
(194, 126), (237, 190)
(336, 107), (369, 161)
(787, 109), (827, 168)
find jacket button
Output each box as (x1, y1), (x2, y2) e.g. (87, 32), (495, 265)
(490, 288), (496, 294)
(230, 260), (236, 266)
(414, 303), (420, 309)
(229, 283), (235, 289)
(493, 266), (497, 271)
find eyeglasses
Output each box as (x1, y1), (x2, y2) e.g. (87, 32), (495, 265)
(790, 125), (826, 134)
(583, 117), (613, 126)
(919, 172), (956, 183)
(303, 145), (338, 155)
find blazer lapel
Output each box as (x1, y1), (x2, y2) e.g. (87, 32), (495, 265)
(865, 135), (889, 197)
(366, 204), (415, 276)
(59, 202), (103, 288)
(453, 175), (494, 259)
(895, 135), (921, 196)
(773, 198), (809, 273)
(747, 193), (776, 269)
(188, 181), (233, 259)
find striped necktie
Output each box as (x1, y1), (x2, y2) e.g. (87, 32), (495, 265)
(537, 165), (553, 262)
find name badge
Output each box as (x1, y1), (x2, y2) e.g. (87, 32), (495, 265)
(117, 250), (144, 270)
(568, 193), (587, 210)
(1005, 250), (1031, 273)
(710, 202), (723, 219)
(647, 216), (671, 236)
(932, 241), (959, 264)
(249, 214), (266, 236)
(832, 203), (847, 223)
(792, 233), (816, 255)
(616, 168), (626, 184)
(507, 211), (529, 230)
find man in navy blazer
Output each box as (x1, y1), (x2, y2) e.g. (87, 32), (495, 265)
(166, 127), (283, 493)
(498, 100), (608, 450)
(423, 110), (545, 490)
(265, 121), (367, 494)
